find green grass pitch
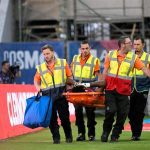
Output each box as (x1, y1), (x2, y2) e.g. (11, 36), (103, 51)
(0, 116), (149, 150)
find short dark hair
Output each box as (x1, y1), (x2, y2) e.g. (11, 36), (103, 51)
(2, 60), (9, 66)
(81, 40), (89, 45)
(41, 44), (54, 52)
(118, 36), (130, 48)
(134, 35), (145, 44)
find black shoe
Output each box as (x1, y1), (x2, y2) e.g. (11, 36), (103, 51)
(110, 137), (118, 142)
(76, 133), (85, 141)
(66, 137), (73, 143)
(53, 139), (60, 144)
(66, 132), (73, 143)
(101, 132), (109, 142)
(131, 136), (140, 141)
(89, 136), (95, 141)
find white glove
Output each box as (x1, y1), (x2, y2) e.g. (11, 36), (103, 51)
(79, 83), (90, 88)
(74, 82), (79, 87)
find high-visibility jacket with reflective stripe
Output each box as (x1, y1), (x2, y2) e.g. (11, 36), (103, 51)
(36, 59), (67, 91)
(132, 51), (150, 92)
(106, 50), (137, 95)
(72, 54), (99, 82)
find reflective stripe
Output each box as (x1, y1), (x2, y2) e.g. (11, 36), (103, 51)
(109, 51), (114, 58)
(74, 62), (94, 67)
(73, 55), (96, 82)
(89, 57), (96, 79)
(124, 59), (133, 63)
(73, 56), (81, 82)
(38, 65), (43, 75)
(73, 55), (77, 76)
(54, 66), (65, 70)
(40, 66), (65, 76)
(126, 54), (136, 76)
(107, 73), (132, 80)
(74, 62), (80, 65)
(42, 70), (48, 74)
(133, 52), (149, 77)
(108, 51), (117, 74)
(110, 58), (117, 61)
(143, 53), (149, 65)
(107, 73), (117, 78)
(79, 71), (83, 82)
(135, 75), (147, 78)
(41, 84), (65, 91)
(117, 75), (132, 80)
(110, 51), (135, 66)
(38, 59), (66, 90)
(108, 50), (135, 80)
(60, 59), (65, 85)
(139, 52), (149, 65)
(39, 65), (48, 88)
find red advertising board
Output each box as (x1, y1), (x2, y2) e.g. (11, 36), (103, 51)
(0, 84), (41, 139)
(0, 84), (75, 140)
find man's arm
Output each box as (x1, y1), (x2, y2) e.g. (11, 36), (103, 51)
(134, 57), (150, 78)
(66, 77), (76, 85)
(34, 72), (41, 92)
(90, 80), (106, 87)
(34, 80), (41, 92)
(65, 62), (77, 91)
(102, 54), (110, 78)
(102, 68), (108, 79)
(141, 67), (150, 78)
(94, 71), (99, 77)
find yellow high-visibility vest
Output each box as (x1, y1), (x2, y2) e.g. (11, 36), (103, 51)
(134, 51), (150, 76)
(72, 54), (100, 82)
(132, 51), (150, 92)
(108, 50), (136, 80)
(36, 59), (67, 91)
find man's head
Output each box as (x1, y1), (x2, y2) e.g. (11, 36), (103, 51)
(118, 36), (132, 53)
(133, 36), (145, 54)
(41, 44), (54, 62)
(80, 40), (91, 57)
(1, 60), (10, 73)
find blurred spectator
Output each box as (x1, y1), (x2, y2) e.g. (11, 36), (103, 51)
(0, 60), (21, 84)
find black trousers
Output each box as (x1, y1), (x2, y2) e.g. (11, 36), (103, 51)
(74, 105), (97, 137)
(49, 96), (72, 140)
(42, 89), (72, 140)
(128, 89), (148, 137)
(103, 90), (130, 139)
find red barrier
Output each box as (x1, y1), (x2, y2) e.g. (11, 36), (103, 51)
(0, 84), (41, 139)
(0, 84), (75, 140)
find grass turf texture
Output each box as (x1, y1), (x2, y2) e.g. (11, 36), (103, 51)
(0, 116), (149, 150)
